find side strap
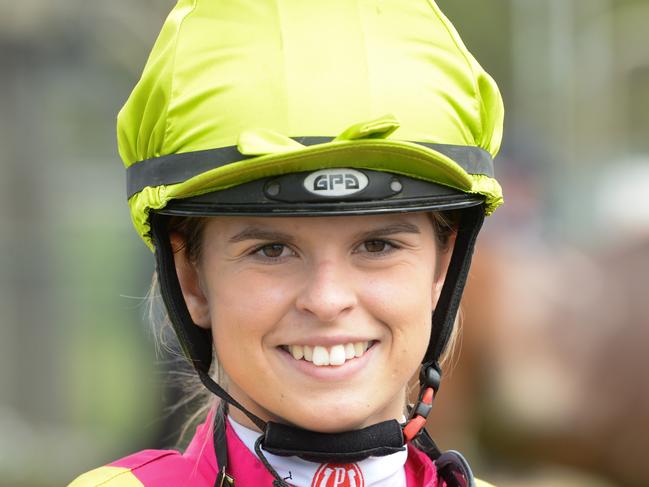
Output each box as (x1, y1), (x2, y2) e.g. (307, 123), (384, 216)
(213, 403), (235, 487)
(425, 204), (485, 364)
(151, 213), (267, 432)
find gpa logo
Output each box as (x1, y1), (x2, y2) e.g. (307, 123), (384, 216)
(311, 463), (365, 487)
(304, 169), (369, 197)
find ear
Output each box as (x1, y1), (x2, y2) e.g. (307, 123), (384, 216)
(170, 232), (211, 329)
(432, 232), (457, 303)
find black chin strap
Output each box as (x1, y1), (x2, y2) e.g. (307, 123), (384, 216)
(262, 420), (405, 462)
(151, 205), (484, 480)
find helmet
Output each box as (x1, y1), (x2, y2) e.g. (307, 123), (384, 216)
(118, 0), (503, 481)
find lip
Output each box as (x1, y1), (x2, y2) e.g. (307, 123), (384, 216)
(275, 341), (378, 381)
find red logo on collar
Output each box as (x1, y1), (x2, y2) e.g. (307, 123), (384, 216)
(311, 463), (365, 487)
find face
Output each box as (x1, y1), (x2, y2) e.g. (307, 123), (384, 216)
(173, 213), (451, 433)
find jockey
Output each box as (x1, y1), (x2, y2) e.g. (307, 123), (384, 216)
(70, 0), (504, 485)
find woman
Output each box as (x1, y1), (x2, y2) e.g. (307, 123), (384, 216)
(71, 0), (504, 485)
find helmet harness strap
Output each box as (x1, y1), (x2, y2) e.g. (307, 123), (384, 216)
(405, 204), (485, 441)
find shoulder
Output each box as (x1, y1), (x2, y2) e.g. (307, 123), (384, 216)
(68, 448), (211, 487)
(68, 464), (143, 487)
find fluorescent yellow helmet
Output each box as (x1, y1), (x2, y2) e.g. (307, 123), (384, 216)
(118, 0), (503, 250)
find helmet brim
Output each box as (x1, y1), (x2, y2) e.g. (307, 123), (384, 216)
(129, 139), (501, 249)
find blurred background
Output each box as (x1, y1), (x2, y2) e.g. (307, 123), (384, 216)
(1, 0), (647, 485)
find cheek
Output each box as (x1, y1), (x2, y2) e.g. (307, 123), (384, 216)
(205, 269), (295, 345)
(360, 263), (435, 347)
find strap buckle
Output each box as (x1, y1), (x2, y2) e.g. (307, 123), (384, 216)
(402, 363), (442, 442)
(217, 467), (234, 487)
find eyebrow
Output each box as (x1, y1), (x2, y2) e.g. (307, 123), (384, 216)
(228, 222), (421, 243)
(228, 228), (296, 243)
(356, 223), (421, 239)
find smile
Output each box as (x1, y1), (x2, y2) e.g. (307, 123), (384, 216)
(281, 342), (374, 367)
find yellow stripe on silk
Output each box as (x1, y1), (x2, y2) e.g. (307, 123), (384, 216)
(67, 466), (144, 487)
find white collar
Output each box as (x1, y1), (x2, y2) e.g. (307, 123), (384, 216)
(228, 415), (407, 487)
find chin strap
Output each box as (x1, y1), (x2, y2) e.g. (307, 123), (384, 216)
(261, 419), (405, 462)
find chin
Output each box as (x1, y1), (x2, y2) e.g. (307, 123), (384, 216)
(286, 401), (394, 434)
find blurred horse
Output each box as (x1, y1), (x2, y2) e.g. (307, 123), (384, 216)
(429, 235), (649, 487)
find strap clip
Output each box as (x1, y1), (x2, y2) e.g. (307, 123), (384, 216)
(217, 467), (234, 487)
(419, 362), (442, 391)
(403, 363), (442, 442)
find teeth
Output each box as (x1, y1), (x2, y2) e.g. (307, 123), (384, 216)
(312, 346), (330, 366)
(329, 345), (346, 366)
(287, 341), (372, 367)
(303, 345), (313, 361)
(291, 345), (304, 360)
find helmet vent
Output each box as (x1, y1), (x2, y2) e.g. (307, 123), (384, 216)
(390, 178), (403, 194)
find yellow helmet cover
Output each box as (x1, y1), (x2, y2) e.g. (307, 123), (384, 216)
(118, 0), (505, 249)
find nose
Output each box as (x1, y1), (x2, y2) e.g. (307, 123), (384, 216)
(295, 260), (357, 322)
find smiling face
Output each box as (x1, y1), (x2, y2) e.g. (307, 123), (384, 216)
(172, 213), (450, 433)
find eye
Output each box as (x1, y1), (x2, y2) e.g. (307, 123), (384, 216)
(357, 239), (398, 254)
(363, 240), (388, 252)
(254, 243), (294, 259)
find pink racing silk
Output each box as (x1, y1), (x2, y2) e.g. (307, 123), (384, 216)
(69, 408), (448, 486)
